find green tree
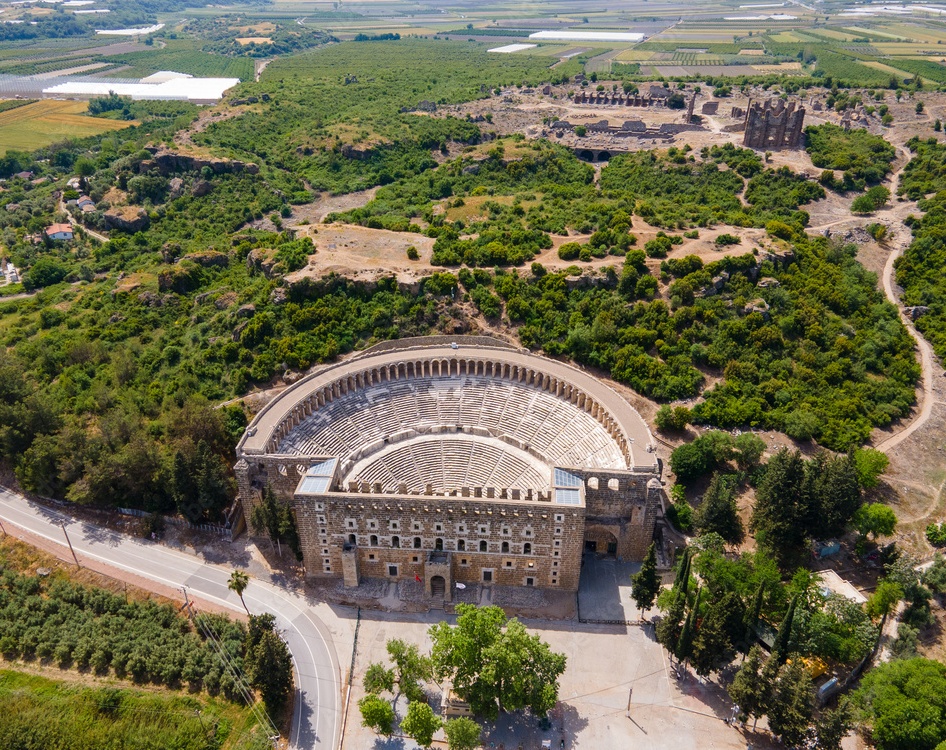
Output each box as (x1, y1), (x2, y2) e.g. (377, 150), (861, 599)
(228, 570), (250, 615)
(387, 638), (433, 703)
(250, 485), (302, 559)
(655, 404), (691, 431)
(744, 581), (766, 653)
(444, 716), (482, 750)
(728, 645), (772, 729)
(673, 547), (692, 593)
(855, 658), (946, 750)
(429, 604), (566, 720)
(767, 659), (814, 748)
(657, 590), (686, 662)
(631, 542), (661, 620)
(867, 579), (904, 632)
(364, 662), (396, 695)
(401, 701), (442, 748)
(751, 448), (813, 566)
(733, 433), (766, 472)
(853, 503), (897, 539)
(815, 698), (854, 750)
(853, 448), (889, 489)
(247, 629), (294, 718)
(694, 473), (744, 544)
(691, 594), (735, 677)
(808, 451), (862, 538)
(676, 587), (701, 666)
(359, 694), (396, 735)
(772, 595), (798, 666)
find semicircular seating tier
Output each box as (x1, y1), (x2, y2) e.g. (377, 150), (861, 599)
(238, 340), (657, 494)
(276, 374), (627, 478)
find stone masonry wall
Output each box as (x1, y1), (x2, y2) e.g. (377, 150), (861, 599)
(294, 492), (586, 591)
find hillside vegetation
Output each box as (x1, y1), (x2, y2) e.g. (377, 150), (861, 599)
(0, 41), (920, 516)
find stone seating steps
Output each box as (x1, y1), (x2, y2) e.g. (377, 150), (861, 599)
(277, 375), (624, 471)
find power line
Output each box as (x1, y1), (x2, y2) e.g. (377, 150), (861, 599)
(183, 590), (279, 743)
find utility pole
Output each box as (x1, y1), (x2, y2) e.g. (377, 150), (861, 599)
(181, 586), (191, 614)
(61, 521), (79, 567)
(0, 518), (6, 536)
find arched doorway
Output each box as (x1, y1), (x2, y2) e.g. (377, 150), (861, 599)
(431, 575), (446, 597)
(584, 525), (620, 556)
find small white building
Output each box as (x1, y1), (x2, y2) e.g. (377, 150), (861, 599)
(45, 223), (74, 241)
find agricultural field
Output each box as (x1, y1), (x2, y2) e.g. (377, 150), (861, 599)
(98, 41), (256, 81)
(0, 100), (135, 155)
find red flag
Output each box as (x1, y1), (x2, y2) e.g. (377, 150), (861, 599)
(415, 575), (422, 582)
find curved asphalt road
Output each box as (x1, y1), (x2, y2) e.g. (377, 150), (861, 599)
(0, 486), (342, 750)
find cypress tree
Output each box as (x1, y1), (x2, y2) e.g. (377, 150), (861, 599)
(751, 448), (812, 566)
(676, 587), (701, 667)
(743, 582), (766, 655)
(695, 472), (744, 544)
(673, 547), (691, 602)
(632, 542), (661, 620)
(656, 593), (686, 662)
(691, 593), (734, 677)
(808, 452), (861, 538)
(772, 595), (797, 666)
(728, 644), (773, 730)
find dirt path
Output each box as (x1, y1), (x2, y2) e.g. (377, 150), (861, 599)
(255, 58), (273, 82)
(805, 144), (940, 454)
(59, 199), (109, 243)
(875, 218), (937, 452)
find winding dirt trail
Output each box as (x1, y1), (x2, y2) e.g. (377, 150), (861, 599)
(869, 147), (940, 452)
(807, 145), (940, 453)
(875, 219), (937, 452)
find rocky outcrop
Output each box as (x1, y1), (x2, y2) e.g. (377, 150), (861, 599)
(192, 180), (213, 197)
(138, 150), (259, 177)
(340, 144), (374, 160)
(104, 206), (149, 233)
(246, 248), (280, 278)
(183, 250), (229, 268)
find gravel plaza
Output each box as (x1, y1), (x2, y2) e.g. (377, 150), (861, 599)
(340, 557), (778, 750)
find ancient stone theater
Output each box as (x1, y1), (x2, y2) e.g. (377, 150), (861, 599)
(235, 337), (664, 598)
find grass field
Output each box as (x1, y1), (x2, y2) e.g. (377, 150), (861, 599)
(0, 100), (135, 155)
(0, 669), (270, 750)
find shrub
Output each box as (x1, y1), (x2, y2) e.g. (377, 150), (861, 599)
(867, 223), (887, 241)
(669, 431), (735, 483)
(766, 220), (794, 240)
(645, 235), (673, 258)
(557, 242), (580, 260)
(655, 404), (692, 431)
(715, 233), (740, 246)
(927, 523), (946, 547)
(406, 246), (420, 260)
(667, 497), (693, 532)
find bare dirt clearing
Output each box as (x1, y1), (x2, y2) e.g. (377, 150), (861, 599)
(291, 223), (435, 284)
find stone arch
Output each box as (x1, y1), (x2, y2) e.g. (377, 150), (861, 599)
(584, 524), (619, 555)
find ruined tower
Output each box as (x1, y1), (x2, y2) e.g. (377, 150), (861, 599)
(742, 99), (806, 149)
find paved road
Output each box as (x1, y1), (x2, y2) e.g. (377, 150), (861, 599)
(0, 486), (342, 750)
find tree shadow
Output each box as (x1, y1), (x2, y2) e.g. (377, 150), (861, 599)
(372, 736), (406, 750)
